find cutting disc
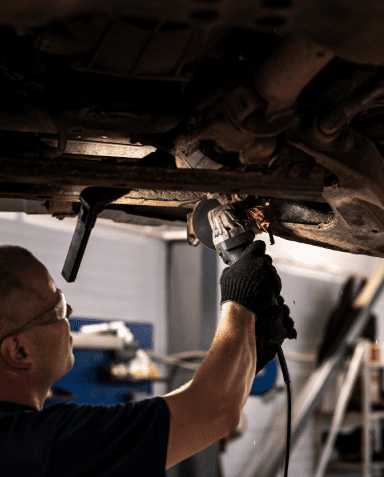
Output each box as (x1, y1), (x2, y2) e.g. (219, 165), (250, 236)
(192, 197), (221, 251)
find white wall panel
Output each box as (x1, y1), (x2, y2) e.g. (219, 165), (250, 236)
(0, 213), (168, 396)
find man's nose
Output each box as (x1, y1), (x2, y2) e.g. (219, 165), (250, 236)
(67, 304), (73, 318)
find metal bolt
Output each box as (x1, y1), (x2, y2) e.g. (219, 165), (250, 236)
(289, 164), (301, 177)
(232, 194), (248, 202)
(311, 165), (323, 178)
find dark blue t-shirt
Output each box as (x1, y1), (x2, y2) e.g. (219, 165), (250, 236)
(0, 396), (170, 476)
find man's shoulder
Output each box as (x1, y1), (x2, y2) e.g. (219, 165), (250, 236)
(40, 396), (169, 421)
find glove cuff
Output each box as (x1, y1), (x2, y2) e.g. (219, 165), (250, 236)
(220, 300), (256, 317)
(221, 277), (265, 316)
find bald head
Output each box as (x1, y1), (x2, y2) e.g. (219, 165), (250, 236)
(0, 246), (57, 336)
(0, 247), (74, 409)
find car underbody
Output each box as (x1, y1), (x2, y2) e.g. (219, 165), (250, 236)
(2, 0), (384, 256)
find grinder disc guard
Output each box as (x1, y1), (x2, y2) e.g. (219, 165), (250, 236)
(192, 197), (221, 250)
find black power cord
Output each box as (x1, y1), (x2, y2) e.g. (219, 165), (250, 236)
(262, 303), (292, 477)
(276, 344), (291, 477)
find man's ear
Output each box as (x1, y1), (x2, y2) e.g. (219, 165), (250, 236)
(0, 336), (32, 370)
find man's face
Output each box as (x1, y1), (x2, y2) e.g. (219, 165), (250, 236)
(26, 295), (75, 384)
(15, 258), (75, 384)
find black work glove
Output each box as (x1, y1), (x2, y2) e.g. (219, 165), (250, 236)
(255, 296), (297, 374)
(220, 240), (282, 319)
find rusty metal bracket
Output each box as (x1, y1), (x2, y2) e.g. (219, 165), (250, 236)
(42, 120), (68, 159)
(318, 70), (384, 136)
(173, 34), (335, 168)
(253, 34), (335, 122)
(284, 126), (384, 257)
(0, 154), (324, 200)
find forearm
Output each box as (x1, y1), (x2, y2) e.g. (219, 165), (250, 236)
(188, 302), (256, 418)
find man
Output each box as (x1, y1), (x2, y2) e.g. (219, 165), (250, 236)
(0, 242), (296, 476)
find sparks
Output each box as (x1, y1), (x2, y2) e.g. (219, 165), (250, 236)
(246, 206), (270, 234)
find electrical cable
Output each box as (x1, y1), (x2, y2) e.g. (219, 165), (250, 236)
(276, 344), (291, 477)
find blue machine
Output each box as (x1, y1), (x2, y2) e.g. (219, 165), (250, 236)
(45, 318), (155, 408)
(250, 358), (278, 396)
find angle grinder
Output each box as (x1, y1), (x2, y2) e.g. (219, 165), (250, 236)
(192, 195), (292, 477)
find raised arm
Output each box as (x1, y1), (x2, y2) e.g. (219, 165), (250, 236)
(162, 301), (255, 470)
(162, 241), (297, 470)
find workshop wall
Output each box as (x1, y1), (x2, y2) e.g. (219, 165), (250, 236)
(3, 212), (384, 476)
(218, 233), (384, 477)
(0, 212), (168, 398)
(166, 242), (223, 477)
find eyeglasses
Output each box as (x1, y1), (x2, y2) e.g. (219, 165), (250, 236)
(0, 289), (68, 346)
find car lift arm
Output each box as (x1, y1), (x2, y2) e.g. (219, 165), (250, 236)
(62, 187), (130, 282)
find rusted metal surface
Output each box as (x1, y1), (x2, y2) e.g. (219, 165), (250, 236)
(59, 108), (180, 137)
(318, 71), (384, 136)
(43, 122), (67, 159)
(239, 136), (277, 165)
(70, 20), (227, 82)
(0, 104), (58, 134)
(294, 0), (384, 65)
(248, 197), (334, 229)
(46, 201), (78, 220)
(187, 212), (200, 246)
(0, 183), (204, 207)
(4, 0), (384, 66)
(0, 154), (323, 200)
(173, 83), (291, 168)
(0, 183), (83, 202)
(40, 137), (157, 159)
(280, 127), (384, 257)
(75, 137), (142, 145)
(127, 189), (204, 202)
(253, 34), (335, 122)
(173, 33), (334, 168)
(0, 0), (299, 32)
(97, 209), (187, 227)
(174, 138), (224, 170)
(0, 104), (178, 139)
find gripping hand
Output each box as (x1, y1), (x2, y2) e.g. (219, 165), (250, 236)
(220, 240), (282, 319)
(219, 240), (297, 374)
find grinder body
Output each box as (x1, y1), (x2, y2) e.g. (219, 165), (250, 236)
(208, 203), (255, 266)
